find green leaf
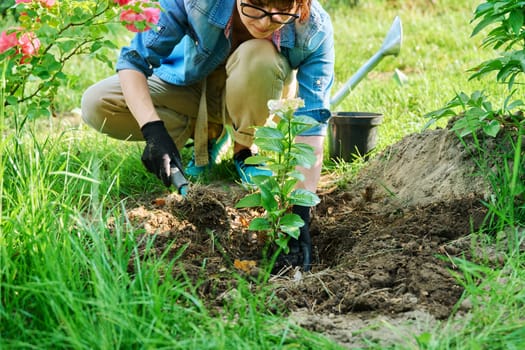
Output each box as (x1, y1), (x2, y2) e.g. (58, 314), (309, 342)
(496, 63), (518, 84)
(254, 137), (284, 153)
(6, 96), (18, 106)
(249, 174), (273, 188)
(506, 99), (523, 110)
(275, 236), (289, 251)
(55, 71), (68, 81)
(452, 117), (479, 137)
(276, 118), (291, 133)
(291, 114), (319, 135)
(57, 39), (80, 53)
(469, 90), (485, 105)
(290, 189), (320, 207)
(34, 68), (51, 80)
(508, 9), (524, 35)
(464, 107), (490, 120)
(249, 217), (271, 231)
(471, 14), (504, 38)
(40, 53), (62, 71)
(469, 56), (500, 75)
(71, 6), (87, 22)
(281, 179), (298, 197)
(423, 107), (457, 120)
(267, 163), (286, 174)
(291, 143), (316, 168)
(287, 169), (305, 182)
(260, 186), (279, 212)
(91, 39), (118, 53)
(244, 155), (270, 165)
(235, 193), (262, 208)
(280, 226), (300, 240)
(483, 119), (501, 137)
(255, 127), (285, 139)
(291, 142), (314, 153)
(280, 213), (304, 228)
(472, 2), (493, 20)
(94, 52), (115, 70)
(279, 213), (302, 239)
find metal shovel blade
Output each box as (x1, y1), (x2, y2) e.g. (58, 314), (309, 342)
(330, 16), (403, 109)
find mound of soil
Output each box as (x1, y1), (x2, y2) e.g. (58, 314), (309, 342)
(122, 127), (491, 348)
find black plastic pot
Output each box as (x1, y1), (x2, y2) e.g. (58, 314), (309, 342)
(328, 112), (384, 162)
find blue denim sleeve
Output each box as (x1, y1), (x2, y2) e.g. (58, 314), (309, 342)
(115, 0), (188, 76)
(295, 20), (335, 137)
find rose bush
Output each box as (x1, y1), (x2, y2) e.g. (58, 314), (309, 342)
(0, 29), (40, 64)
(0, 0), (161, 123)
(120, 7), (160, 32)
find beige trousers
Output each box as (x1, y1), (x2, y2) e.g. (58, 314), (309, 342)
(81, 39), (295, 165)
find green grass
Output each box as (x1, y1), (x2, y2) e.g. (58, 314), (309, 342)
(427, 241), (525, 349)
(0, 130), (343, 349)
(2, 0), (525, 348)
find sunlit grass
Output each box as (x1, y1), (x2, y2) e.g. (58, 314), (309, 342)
(428, 243), (525, 349)
(327, 0), (522, 151)
(0, 127), (343, 348)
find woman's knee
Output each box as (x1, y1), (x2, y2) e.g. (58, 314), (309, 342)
(228, 39), (290, 78)
(81, 76), (129, 131)
(81, 83), (106, 129)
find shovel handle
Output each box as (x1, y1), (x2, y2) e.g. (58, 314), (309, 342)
(170, 166), (189, 195)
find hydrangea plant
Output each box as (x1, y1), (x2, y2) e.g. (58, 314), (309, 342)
(236, 98), (320, 257)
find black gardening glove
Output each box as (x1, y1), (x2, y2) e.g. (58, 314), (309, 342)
(141, 120), (185, 187)
(292, 205), (312, 272)
(274, 205), (313, 272)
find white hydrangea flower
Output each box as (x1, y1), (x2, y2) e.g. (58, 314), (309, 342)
(267, 98), (305, 114)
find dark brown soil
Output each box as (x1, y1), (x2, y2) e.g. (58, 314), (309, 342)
(122, 127), (492, 348)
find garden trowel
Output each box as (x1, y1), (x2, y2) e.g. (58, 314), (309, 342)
(170, 166), (189, 196)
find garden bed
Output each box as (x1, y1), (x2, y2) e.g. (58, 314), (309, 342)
(121, 126), (491, 347)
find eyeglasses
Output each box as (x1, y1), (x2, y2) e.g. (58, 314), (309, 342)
(240, 2), (299, 25)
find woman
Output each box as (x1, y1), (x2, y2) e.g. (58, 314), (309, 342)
(81, 0), (335, 271)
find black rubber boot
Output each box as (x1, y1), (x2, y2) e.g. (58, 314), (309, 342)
(273, 205), (312, 272)
(293, 205), (312, 272)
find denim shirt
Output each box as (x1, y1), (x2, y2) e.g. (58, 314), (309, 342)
(116, 0), (335, 135)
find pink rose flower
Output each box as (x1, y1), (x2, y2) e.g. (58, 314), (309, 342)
(114, 0), (133, 5)
(41, 0), (56, 7)
(15, 0), (32, 3)
(0, 29), (40, 63)
(142, 7), (160, 25)
(0, 31), (19, 53)
(120, 6), (161, 32)
(120, 9), (142, 32)
(19, 32), (40, 58)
